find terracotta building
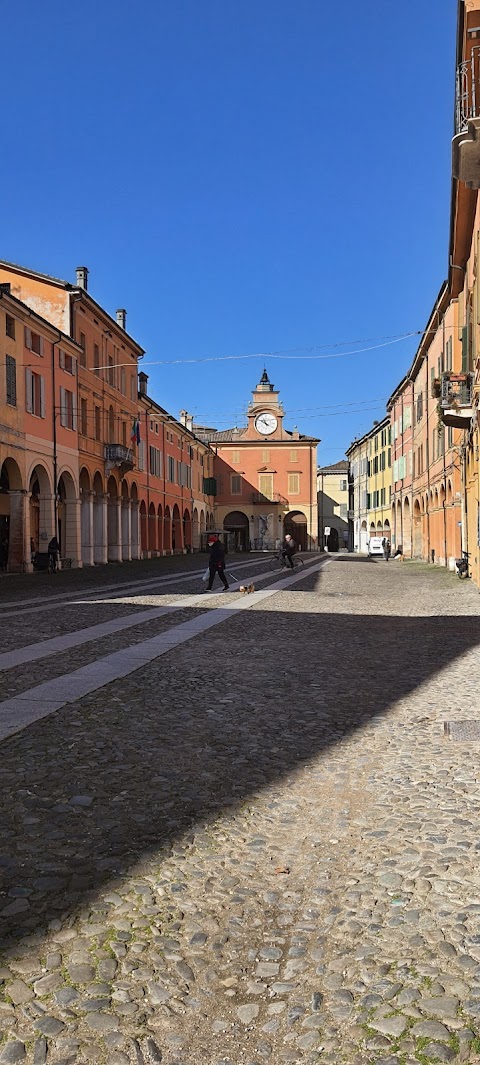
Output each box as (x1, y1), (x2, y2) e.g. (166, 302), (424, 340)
(196, 371), (319, 551)
(0, 285), (82, 571)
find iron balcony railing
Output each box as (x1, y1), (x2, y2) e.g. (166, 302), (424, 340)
(456, 46), (480, 133)
(251, 492), (288, 505)
(440, 372), (473, 409)
(105, 444), (134, 467)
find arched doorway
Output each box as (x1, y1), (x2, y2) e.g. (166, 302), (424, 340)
(107, 475), (120, 562)
(384, 518), (391, 541)
(0, 458), (25, 572)
(140, 500), (147, 555)
(403, 497), (411, 557)
(193, 507), (199, 551)
(57, 470), (80, 565)
(183, 508), (192, 551)
(172, 504), (182, 552)
(29, 464), (53, 558)
(157, 505), (163, 554)
(413, 499), (422, 558)
(360, 520), (368, 553)
(223, 511), (249, 552)
(164, 506), (172, 553)
(148, 502), (156, 552)
(326, 527), (339, 552)
(284, 511), (308, 551)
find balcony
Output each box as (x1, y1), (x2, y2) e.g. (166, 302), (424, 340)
(453, 46), (480, 187)
(251, 492), (288, 505)
(440, 372), (474, 429)
(105, 443), (134, 473)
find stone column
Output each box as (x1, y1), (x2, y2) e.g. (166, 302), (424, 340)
(131, 501), (141, 560)
(94, 495), (108, 565)
(8, 490), (28, 572)
(64, 498), (82, 568)
(81, 491), (95, 567)
(122, 501), (132, 561)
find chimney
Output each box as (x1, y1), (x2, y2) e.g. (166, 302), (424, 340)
(116, 308), (127, 331)
(139, 371), (148, 396)
(179, 410), (193, 431)
(76, 266), (88, 290)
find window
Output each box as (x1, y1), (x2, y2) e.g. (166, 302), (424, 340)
(290, 449), (298, 462)
(155, 422), (159, 435)
(108, 355), (115, 387)
(25, 327), (44, 356)
(374, 436), (378, 452)
(5, 314), (15, 340)
(448, 426), (453, 448)
(446, 336), (452, 371)
(167, 456), (175, 482)
(59, 387), (76, 430)
(403, 405), (412, 430)
(232, 450), (240, 464)
(94, 344), (100, 375)
(287, 473), (300, 495)
(138, 440), (146, 471)
(130, 373), (136, 400)
(367, 493), (371, 509)
(340, 479), (347, 491)
(262, 449), (270, 463)
(149, 446), (162, 477)
(380, 452), (385, 472)
(416, 392), (423, 424)
(25, 369), (45, 417)
(388, 447), (391, 468)
(258, 473), (273, 499)
(393, 459), (399, 482)
(95, 406), (101, 441)
(120, 367), (126, 395)
(80, 398), (88, 436)
(79, 331), (87, 367)
(340, 503), (348, 518)
(122, 421), (127, 447)
(59, 350), (76, 375)
(231, 474), (242, 494)
(6, 355), (16, 406)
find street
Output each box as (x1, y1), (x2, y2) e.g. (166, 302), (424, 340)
(1, 554), (480, 1065)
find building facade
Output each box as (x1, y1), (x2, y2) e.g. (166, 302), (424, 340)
(196, 371), (319, 551)
(317, 461), (349, 550)
(346, 420), (392, 553)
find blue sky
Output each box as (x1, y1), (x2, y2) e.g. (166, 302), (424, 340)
(2, 1), (456, 462)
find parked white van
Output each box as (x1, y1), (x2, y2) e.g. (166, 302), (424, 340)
(368, 536), (384, 557)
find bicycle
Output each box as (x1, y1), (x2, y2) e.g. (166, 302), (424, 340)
(455, 550), (470, 578)
(269, 550), (304, 573)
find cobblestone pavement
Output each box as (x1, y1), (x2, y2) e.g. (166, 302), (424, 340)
(1, 555), (480, 1064)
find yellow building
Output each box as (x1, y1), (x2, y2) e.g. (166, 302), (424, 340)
(367, 417), (393, 543)
(317, 460), (349, 550)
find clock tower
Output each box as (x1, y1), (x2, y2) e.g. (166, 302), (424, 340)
(245, 369), (287, 440)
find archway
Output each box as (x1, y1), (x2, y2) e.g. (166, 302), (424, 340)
(360, 519), (368, 553)
(157, 505), (163, 554)
(57, 470), (80, 565)
(384, 518), (391, 540)
(148, 502), (156, 552)
(0, 458), (25, 572)
(413, 499), (422, 558)
(403, 496), (411, 556)
(172, 504), (182, 552)
(193, 507), (199, 551)
(29, 464), (53, 561)
(376, 521), (383, 533)
(164, 506), (172, 553)
(93, 471), (106, 565)
(183, 508), (192, 551)
(223, 510), (250, 552)
(107, 474), (120, 562)
(284, 510), (308, 552)
(395, 499), (402, 553)
(140, 500), (147, 554)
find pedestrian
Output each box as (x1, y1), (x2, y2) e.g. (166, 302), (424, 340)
(385, 538), (391, 561)
(282, 533), (296, 570)
(48, 535), (59, 573)
(382, 536), (388, 561)
(30, 537), (36, 564)
(204, 533), (229, 592)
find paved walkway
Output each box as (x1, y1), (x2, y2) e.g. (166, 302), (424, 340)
(1, 555), (480, 1064)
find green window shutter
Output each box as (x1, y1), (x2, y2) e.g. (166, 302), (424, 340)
(462, 325), (468, 372)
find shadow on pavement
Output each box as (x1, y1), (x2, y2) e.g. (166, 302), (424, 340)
(1, 592), (479, 955)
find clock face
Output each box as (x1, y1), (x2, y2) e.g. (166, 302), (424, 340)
(255, 412), (278, 436)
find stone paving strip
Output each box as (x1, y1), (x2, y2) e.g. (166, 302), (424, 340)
(2, 558), (480, 1065)
(0, 558), (329, 743)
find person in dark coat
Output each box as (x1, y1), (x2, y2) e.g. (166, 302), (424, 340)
(48, 536), (59, 572)
(282, 533), (296, 569)
(205, 534), (229, 592)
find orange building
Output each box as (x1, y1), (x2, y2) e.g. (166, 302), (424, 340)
(195, 370), (319, 551)
(0, 285), (82, 570)
(136, 373), (215, 555)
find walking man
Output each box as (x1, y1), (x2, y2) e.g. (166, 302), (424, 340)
(205, 534), (229, 592)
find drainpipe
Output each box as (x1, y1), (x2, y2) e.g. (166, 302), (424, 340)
(461, 436), (468, 555)
(52, 337), (59, 546)
(425, 352), (431, 561)
(442, 448), (448, 567)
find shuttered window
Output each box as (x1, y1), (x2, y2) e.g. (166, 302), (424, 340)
(25, 326), (44, 356)
(288, 473), (300, 495)
(231, 474), (242, 494)
(59, 387), (77, 430)
(6, 355), (16, 406)
(258, 473), (273, 499)
(25, 369), (45, 417)
(80, 398), (88, 436)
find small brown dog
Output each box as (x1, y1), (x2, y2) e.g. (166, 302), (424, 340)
(239, 584), (255, 594)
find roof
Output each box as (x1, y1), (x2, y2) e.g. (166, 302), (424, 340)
(0, 259), (145, 355)
(0, 288), (83, 351)
(346, 414), (390, 455)
(138, 392), (214, 450)
(195, 426), (319, 443)
(317, 460), (349, 474)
